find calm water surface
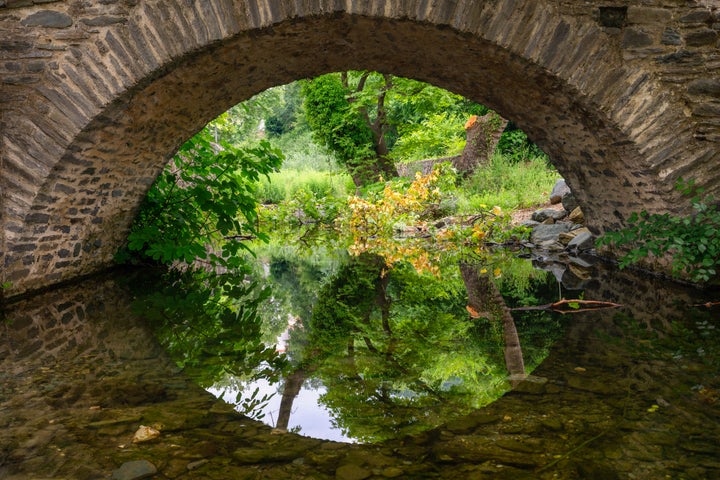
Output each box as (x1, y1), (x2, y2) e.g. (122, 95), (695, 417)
(1, 251), (719, 479)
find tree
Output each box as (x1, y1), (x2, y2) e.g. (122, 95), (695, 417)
(302, 72), (396, 186)
(119, 125), (283, 271)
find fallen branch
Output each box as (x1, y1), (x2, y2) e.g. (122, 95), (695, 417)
(511, 298), (623, 314)
(691, 301), (720, 308)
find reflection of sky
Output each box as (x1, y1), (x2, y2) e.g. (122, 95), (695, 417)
(208, 379), (355, 443)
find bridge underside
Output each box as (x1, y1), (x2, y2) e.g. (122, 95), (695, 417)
(0, 1), (718, 298)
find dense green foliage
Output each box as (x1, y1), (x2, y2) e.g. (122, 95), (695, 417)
(302, 72), (491, 185)
(119, 126), (283, 270)
(302, 74), (381, 184)
(598, 179), (720, 282)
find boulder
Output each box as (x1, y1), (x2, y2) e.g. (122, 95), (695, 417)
(531, 223), (572, 244)
(531, 208), (566, 222)
(549, 179), (570, 204)
(567, 230), (595, 252)
(568, 206), (584, 224)
(561, 192), (579, 213)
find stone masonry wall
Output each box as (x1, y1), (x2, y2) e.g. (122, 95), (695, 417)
(0, 0), (718, 298)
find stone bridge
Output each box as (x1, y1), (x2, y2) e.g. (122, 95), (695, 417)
(1, 0), (719, 298)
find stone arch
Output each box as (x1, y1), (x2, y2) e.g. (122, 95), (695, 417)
(1, 0), (718, 297)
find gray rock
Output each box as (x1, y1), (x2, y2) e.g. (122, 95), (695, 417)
(567, 231), (595, 251)
(111, 460), (157, 480)
(549, 179), (570, 204)
(21, 10), (73, 28)
(531, 223), (572, 244)
(561, 192), (578, 213)
(531, 208), (566, 222)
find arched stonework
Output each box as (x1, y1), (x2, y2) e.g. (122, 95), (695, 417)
(1, 0), (718, 297)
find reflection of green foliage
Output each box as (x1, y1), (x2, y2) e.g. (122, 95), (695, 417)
(305, 256), (516, 443)
(130, 269), (287, 389)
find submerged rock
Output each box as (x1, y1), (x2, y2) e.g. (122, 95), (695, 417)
(111, 460), (157, 480)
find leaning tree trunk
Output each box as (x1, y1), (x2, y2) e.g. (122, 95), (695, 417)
(459, 263), (525, 378)
(454, 113), (508, 177)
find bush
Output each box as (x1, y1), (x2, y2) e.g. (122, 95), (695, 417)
(597, 179), (720, 283)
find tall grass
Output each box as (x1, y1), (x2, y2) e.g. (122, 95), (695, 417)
(456, 153), (559, 212)
(256, 169), (354, 204)
(269, 128), (339, 171)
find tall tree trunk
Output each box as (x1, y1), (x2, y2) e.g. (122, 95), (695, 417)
(454, 113), (508, 177)
(459, 263), (525, 378)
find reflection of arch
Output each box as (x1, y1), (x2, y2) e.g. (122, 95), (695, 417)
(2, 1), (716, 296)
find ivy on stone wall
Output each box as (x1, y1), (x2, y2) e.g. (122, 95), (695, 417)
(598, 179), (720, 283)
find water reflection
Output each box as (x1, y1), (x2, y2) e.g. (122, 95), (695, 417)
(1, 255), (719, 478)
(184, 250), (564, 443)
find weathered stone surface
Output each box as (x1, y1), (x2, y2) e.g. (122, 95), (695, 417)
(80, 16), (126, 27)
(20, 10), (72, 28)
(680, 10), (713, 24)
(532, 208), (566, 222)
(567, 206), (585, 224)
(622, 27), (654, 48)
(561, 192), (579, 213)
(336, 464), (372, 480)
(684, 29), (718, 47)
(661, 28), (682, 45)
(688, 78), (720, 97)
(1, 0), (720, 298)
(567, 230), (595, 251)
(627, 7), (672, 25)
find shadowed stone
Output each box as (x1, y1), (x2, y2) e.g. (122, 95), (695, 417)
(21, 10), (72, 28)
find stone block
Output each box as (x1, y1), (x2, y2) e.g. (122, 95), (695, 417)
(627, 7), (672, 24)
(622, 27), (654, 48)
(20, 10), (73, 28)
(688, 78), (720, 97)
(680, 10), (712, 24)
(684, 29), (718, 47)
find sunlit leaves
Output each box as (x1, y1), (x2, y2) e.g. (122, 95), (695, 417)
(344, 163), (509, 276)
(121, 127), (283, 271)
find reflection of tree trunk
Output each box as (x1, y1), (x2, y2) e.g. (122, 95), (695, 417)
(275, 368), (306, 431)
(459, 263), (525, 378)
